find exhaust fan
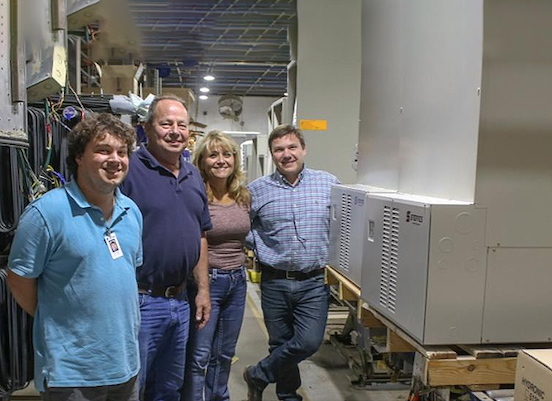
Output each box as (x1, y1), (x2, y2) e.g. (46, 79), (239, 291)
(218, 95), (243, 121)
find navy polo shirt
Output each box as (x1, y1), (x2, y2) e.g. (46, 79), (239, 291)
(120, 145), (212, 287)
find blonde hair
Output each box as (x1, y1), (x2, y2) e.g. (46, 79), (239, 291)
(193, 130), (250, 206)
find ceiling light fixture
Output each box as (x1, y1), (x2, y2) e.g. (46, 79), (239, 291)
(199, 95), (208, 100)
(203, 75), (215, 81)
(200, 87), (210, 93)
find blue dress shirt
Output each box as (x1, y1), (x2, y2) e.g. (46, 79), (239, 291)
(247, 167), (339, 272)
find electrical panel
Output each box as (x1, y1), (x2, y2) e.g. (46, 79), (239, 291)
(24, 0), (67, 102)
(329, 184), (395, 286)
(27, 45), (67, 102)
(361, 193), (487, 345)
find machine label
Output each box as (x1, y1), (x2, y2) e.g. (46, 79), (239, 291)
(406, 211), (423, 225)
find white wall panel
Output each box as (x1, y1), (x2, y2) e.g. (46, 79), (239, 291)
(296, 0), (361, 183)
(356, 0), (402, 190)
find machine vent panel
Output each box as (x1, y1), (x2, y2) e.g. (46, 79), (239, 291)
(380, 206), (399, 312)
(338, 193), (353, 271)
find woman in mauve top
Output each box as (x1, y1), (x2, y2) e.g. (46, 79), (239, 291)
(183, 130), (251, 401)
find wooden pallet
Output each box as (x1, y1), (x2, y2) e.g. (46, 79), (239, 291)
(324, 265), (552, 389)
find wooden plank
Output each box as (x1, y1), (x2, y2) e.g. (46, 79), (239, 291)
(425, 357), (517, 386)
(360, 306), (385, 328)
(423, 346), (459, 360)
(387, 329), (416, 352)
(325, 270), (339, 286)
(326, 265), (360, 297)
(339, 283), (359, 301)
(497, 346), (522, 358)
(460, 345), (503, 359)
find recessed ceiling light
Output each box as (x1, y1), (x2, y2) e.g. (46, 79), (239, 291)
(203, 75), (215, 81)
(199, 95), (208, 100)
(200, 87), (210, 93)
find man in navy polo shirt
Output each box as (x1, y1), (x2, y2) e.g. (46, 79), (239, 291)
(120, 95), (212, 401)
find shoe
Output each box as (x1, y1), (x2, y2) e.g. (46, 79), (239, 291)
(243, 365), (264, 401)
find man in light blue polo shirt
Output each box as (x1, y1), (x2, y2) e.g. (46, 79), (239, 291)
(7, 113), (143, 401)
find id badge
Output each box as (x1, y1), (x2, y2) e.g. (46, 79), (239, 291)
(104, 232), (123, 260)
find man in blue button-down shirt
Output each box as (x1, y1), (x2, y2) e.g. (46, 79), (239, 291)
(244, 125), (339, 401)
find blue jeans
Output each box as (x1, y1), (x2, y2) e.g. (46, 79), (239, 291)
(250, 273), (329, 401)
(138, 293), (190, 401)
(182, 267), (247, 401)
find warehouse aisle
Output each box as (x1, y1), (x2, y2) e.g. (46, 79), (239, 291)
(227, 282), (410, 401)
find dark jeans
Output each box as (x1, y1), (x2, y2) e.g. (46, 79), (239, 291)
(250, 273), (329, 401)
(138, 294), (190, 401)
(183, 267), (247, 401)
(41, 375), (138, 401)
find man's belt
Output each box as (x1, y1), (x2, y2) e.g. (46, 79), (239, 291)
(138, 281), (186, 298)
(259, 263), (325, 281)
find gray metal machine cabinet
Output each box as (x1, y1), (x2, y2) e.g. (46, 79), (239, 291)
(361, 193), (487, 345)
(329, 184), (394, 286)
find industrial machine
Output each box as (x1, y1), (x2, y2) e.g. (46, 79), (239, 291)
(351, 0), (552, 345)
(329, 184), (394, 286)
(361, 193), (487, 345)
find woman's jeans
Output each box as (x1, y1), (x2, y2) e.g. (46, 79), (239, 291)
(182, 267), (247, 401)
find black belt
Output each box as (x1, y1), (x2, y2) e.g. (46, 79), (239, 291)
(260, 264), (325, 280)
(138, 281), (186, 298)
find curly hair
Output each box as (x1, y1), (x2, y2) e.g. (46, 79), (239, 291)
(66, 113), (136, 178)
(193, 130), (250, 206)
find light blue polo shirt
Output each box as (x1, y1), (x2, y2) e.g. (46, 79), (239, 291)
(8, 180), (143, 391)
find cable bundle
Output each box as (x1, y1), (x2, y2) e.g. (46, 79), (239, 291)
(0, 147), (25, 235)
(27, 106), (70, 191)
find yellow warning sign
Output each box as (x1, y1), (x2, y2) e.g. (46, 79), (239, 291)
(299, 119), (327, 131)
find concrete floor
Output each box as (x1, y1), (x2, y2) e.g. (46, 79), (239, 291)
(228, 282), (410, 401)
(10, 281), (410, 401)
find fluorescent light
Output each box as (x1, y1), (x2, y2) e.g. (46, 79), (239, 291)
(199, 95), (208, 100)
(203, 75), (215, 81)
(199, 87), (210, 93)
